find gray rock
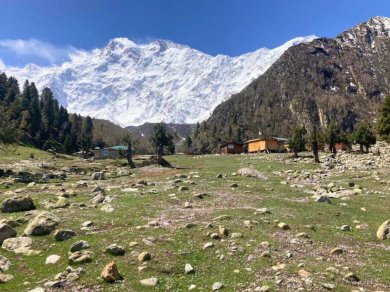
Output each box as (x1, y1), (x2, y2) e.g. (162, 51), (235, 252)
(45, 254), (61, 264)
(70, 240), (90, 252)
(68, 250), (93, 264)
(1, 196), (36, 213)
(91, 172), (105, 180)
(24, 211), (59, 236)
(185, 263), (195, 274)
(340, 225), (352, 231)
(0, 255), (10, 272)
(212, 282), (224, 290)
(315, 195), (332, 204)
(54, 229), (76, 241)
(1, 236), (36, 255)
(105, 244), (125, 256)
(0, 223), (17, 244)
(376, 219), (390, 240)
(0, 273), (14, 283)
(238, 168), (268, 179)
(140, 277), (158, 286)
(91, 193), (105, 204)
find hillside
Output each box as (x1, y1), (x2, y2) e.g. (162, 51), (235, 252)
(194, 17), (390, 152)
(126, 122), (195, 142)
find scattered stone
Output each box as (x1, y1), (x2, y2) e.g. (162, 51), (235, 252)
(0, 223), (17, 244)
(256, 286), (270, 292)
(91, 193), (105, 204)
(218, 226), (229, 236)
(46, 254), (61, 264)
(277, 222), (290, 230)
(203, 242), (214, 249)
(231, 232), (243, 238)
(105, 244), (125, 256)
(212, 282), (224, 290)
(344, 272), (360, 282)
(271, 263), (286, 271)
(322, 283), (335, 290)
(24, 211), (59, 236)
(140, 277), (158, 286)
(184, 202), (192, 208)
(0, 273), (14, 283)
(68, 250), (93, 264)
(1, 196), (36, 213)
(27, 288), (45, 292)
(376, 219), (390, 240)
(255, 208), (271, 215)
(54, 229), (76, 241)
(138, 251), (152, 261)
(101, 261), (123, 282)
(340, 225), (351, 231)
(230, 183), (238, 188)
(330, 247), (344, 255)
(91, 172), (105, 180)
(238, 168), (268, 179)
(298, 269), (311, 278)
(315, 195), (332, 204)
(185, 263), (195, 274)
(2, 236), (36, 255)
(70, 240), (90, 252)
(178, 186), (189, 192)
(0, 255), (10, 272)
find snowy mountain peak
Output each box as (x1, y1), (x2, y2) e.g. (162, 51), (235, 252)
(0, 35), (316, 126)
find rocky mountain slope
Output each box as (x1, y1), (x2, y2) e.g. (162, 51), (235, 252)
(196, 17), (390, 150)
(0, 36), (315, 127)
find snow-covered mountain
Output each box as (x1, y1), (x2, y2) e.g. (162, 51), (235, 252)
(0, 36), (316, 126)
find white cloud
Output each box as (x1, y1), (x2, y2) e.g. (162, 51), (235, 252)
(0, 38), (79, 64)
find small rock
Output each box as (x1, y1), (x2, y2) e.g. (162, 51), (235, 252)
(138, 251), (152, 261)
(330, 247), (344, 255)
(322, 283), (335, 290)
(0, 223), (17, 244)
(23, 211), (59, 236)
(91, 172), (105, 180)
(54, 229), (76, 241)
(0, 255), (10, 272)
(185, 263), (195, 274)
(70, 240), (90, 252)
(277, 222), (290, 230)
(203, 242), (214, 249)
(101, 261), (123, 282)
(340, 225), (351, 231)
(46, 254), (61, 264)
(376, 219), (390, 240)
(105, 244), (125, 256)
(0, 273), (14, 283)
(344, 272), (360, 282)
(212, 282), (224, 290)
(68, 250), (93, 264)
(140, 277), (158, 286)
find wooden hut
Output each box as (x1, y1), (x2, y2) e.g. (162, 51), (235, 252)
(245, 138), (286, 153)
(220, 142), (244, 154)
(335, 143), (349, 151)
(93, 145), (128, 159)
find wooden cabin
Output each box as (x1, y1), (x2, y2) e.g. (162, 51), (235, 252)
(306, 142), (325, 151)
(335, 143), (349, 151)
(220, 142), (244, 154)
(93, 145), (128, 159)
(245, 138), (286, 153)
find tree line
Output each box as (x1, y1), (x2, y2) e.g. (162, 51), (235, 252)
(0, 73), (93, 154)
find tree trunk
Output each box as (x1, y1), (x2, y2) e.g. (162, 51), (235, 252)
(359, 144), (363, 152)
(293, 149), (298, 158)
(126, 142), (135, 169)
(312, 142), (320, 163)
(157, 144), (164, 165)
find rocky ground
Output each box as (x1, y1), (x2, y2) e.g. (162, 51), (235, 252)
(0, 145), (389, 291)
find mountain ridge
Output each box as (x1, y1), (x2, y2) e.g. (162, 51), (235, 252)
(0, 35), (316, 127)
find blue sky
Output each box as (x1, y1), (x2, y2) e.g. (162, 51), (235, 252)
(0, 0), (389, 66)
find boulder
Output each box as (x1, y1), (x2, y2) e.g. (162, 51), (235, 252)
(2, 236), (35, 254)
(54, 229), (76, 241)
(68, 250), (93, 264)
(105, 244), (125, 256)
(1, 196), (36, 213)
(138, 251), (151, 261)
(101, 261), (123, 282)
(238, 168), (268, 180)
(376, 220), (390, 240)
(0, 223), (17, 244)
(70, 240), (90, 252)
(24, 211), (59, 236)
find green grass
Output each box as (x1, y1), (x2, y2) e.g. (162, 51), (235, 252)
(0, 149), (389, 291)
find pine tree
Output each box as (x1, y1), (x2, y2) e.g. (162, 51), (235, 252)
(325, 120), (341, 154)
(376, 96), (390, 142)
(150, 123), (174, 165)
(353, 121), (376, 152)
(288, 126), (307, 157)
